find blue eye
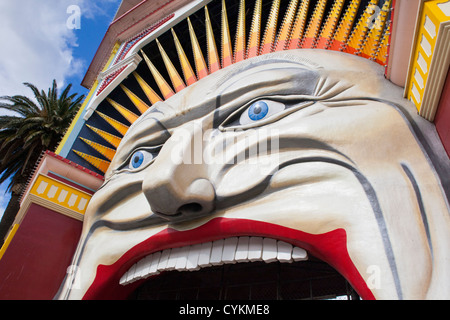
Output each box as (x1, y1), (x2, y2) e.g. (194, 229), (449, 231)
(247, 101), (269, 120)
(239, 100), (286, 126)
(128, 150), (154, 170)
(131, 151), (144, 168)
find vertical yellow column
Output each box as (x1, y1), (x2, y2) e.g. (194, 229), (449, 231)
(406, 0), (445, 113)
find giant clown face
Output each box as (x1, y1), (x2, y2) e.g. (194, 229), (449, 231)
(57, 50), (450, 300)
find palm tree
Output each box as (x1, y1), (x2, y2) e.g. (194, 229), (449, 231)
(0, 80), (85, 246)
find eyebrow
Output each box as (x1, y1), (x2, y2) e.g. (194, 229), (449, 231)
(214, 57), (316, 90)
(116, 116), (171, 162)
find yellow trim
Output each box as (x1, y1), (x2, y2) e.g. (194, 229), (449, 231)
(105, 42), (122, 71)
(405, 0), (445, 112)
(55, 42), (122, 155)
(55, 79), (98, 155)
(30, 174), (93, 215)
(0, 224), (19, 262)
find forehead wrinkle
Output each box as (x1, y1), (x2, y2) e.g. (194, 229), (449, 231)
(217, 66), (308, 99)
(213, 56), (319, 91)
(118, 116), (170, 156)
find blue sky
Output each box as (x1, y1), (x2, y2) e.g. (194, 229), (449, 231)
(0, 0), (122, 219)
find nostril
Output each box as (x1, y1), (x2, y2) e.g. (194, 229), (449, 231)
(177, 202), (203, 215)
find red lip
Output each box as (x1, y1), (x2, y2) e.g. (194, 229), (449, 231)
(82, 217), (375, 300)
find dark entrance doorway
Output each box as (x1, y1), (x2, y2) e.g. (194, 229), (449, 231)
(128, 257), (360, 300)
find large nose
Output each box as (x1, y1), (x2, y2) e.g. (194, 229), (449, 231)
(142, 122), (216, 222)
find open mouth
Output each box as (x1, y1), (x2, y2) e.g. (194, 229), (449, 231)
(120, 236), (308, 286)
(82, 218), (375, 300)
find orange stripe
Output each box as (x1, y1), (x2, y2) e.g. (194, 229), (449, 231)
(247, 46), (259, 59)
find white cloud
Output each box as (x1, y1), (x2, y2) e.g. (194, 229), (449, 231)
(0, 0), (120, 211)
(0, 0), (119, 105)
(0, 1), (83, 99)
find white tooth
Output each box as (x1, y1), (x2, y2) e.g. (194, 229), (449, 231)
(166, 247), (182, 270)
(148, 252), (161, 275)
(222, 237), (238, 264)
(175, 248), (188, 270)
(186, 244), (202, 271)
(277, 241), (293, 263)
(235, 237), (250, 263)
(135, 255), (153, 279)
(292, 247), (308, 261)
(262, 238), (278, 263)
(120, 237), (311, 287)
(120, 271), (129, 285)
(210, 239), (224, 265)
(157, 249), (171, 271)
(198, 242), (212, 267)
(126, 263), (137, 283)
(248, 237), (263, 262)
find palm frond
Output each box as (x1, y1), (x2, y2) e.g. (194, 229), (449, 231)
(0, 79), (84, 191)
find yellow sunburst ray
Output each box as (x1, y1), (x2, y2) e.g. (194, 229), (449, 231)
(87, 124), (122, 149)
(132, 72), (163, 105)
(171, 28), (197, 86)
(345, 0), (378, 55)
(274, 0), (299, 52)
(260, 0), (281, 55)
(316, 0), (345, 49)
(234, 0), (246, 63)
(73, 150), (111, 174)
(247, 0), (263, 59)
(376, 20), (391, 65)
(205, 6), (221, 74)
(287, 0), (310, 49)
(120, 84), (150, 115)
(360, 0), (391, 59)
(96, 111), (129, 136)
(106, 98), (139, 124)
(221, 0), (233, 68)
(329, 0), (361, 51)
(141, 50), (175, 99)
(302, 0), (328, 48)
(156, 38), (186, 93)
(187, 17), (209, 79)
(80, 137), (116, 161)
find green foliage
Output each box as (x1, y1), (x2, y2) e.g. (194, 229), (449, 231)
(0, 80), (85, 190)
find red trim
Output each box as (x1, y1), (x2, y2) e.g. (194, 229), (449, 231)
(116, 1), (176, 39)
(113, 14), (175, 65)
(46, 151), (104, 180)
(82, 0), (180, 89)
(96, 66), (127, 96)
(112, 0), (174, 27)
(82, 218), (375, 300)
(47, 172), (95, 195)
